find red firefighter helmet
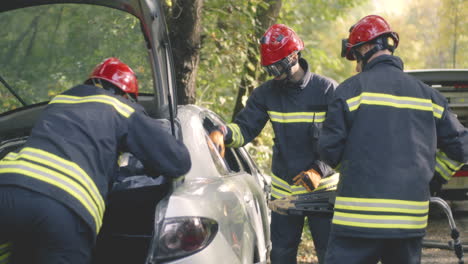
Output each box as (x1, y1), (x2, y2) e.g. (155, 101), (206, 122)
(260, 24), (304, 66)
(342, 15), (399, 61)
(88, 57), (138, 97)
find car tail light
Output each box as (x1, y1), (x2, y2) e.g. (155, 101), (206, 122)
(156, 217), (218, 260)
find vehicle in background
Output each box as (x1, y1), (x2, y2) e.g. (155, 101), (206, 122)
(0, 1), (271, 263)
(407, 69), (468, 200)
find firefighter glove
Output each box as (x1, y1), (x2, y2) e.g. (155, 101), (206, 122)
(293, 168), (321, 192)
(209, 130), (225, 158)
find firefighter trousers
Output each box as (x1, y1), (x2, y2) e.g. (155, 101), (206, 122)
(270, 211), (332, 264)
(0, 185), (94, 264)
(324, 232), (423, 264)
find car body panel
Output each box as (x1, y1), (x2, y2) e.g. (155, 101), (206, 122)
(155, 105), (270, 263)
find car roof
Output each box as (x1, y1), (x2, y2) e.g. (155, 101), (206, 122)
(406, 69), (468, 85)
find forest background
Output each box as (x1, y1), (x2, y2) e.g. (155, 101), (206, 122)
(179, 0), (468, 174)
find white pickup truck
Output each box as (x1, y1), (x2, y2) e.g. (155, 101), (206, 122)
(407, 69), (468, 200)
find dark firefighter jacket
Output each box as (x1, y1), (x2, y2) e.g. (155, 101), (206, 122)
(225, 59), (338, 199)
(0, 85), (191, 236)
(318, 55), (468, 238)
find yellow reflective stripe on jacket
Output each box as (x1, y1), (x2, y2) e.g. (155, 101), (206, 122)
(346, 92), (444, 118)
(226, 123), (244, 148)
(3, 152), (17, 161)
(271, 173), (338, 198)
(334, 163), (341, 172)
(0, 252), (11, 264)
(271, 174), (292, 191)
(333, 211), (428, 229)
(314, 173), (339, 192)
(0, 160), (102, 232)
(435, 151), (464, 181)
(267, 111), (326, 123)
(335, 196), (429, 214)
(12, 147), (105, 218)
(437, 151), (464, 170)
(271, 187), (292, 199)
(0, 242), (10, 253)
(50, 95), (135, 118)
(271, 174), (307, 196)
(0, 242), (11, 264)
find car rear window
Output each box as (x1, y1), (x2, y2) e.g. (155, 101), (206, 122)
(0, 4), (154, 113)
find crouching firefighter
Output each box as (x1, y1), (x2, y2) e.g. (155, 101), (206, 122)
(207, 24), (338, 264)
(0, 58), (192, 264)
(318, 15), (468, 264)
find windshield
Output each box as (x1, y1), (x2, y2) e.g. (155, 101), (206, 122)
(0, 4), (154, 113)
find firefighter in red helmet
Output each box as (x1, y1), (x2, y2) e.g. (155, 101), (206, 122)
(208, 24), (339, 264)
(0, 57), (191, 263)
(87, 57), (139, 100)
(319, 15), (468, 263)
(341, 14), (399, 72)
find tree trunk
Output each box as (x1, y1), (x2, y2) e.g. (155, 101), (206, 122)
(231, 0), (282, 120)
(168, 0), (204, 105)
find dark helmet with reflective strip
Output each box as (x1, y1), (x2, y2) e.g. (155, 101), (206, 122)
(87, 57), (139, 98)
(260, 24), (304, 77)
(341, 15), (399, 62)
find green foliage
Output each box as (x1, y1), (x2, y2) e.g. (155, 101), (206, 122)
(0, 4), (153, 113)
(394, 0), (468, 69)
(196, 0), (266, 122)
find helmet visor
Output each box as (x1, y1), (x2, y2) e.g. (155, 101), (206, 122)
(264, 62), (285, 77)
(341, 39), (349, 58)
(263, 53), (297, 77)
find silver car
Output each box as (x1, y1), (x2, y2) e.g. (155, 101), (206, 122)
(94, 106), (271, 264)
(0, 1), (271, 263)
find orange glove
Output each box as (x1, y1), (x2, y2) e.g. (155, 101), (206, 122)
(209, 130), (225, 158)
(293, 169), (321, 192)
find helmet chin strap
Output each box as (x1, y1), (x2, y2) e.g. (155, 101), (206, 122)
(125, 92), (137, 103)
(360, 45), (383, 68)
(354, 36), (395, 69)
(91, 78), (104, 89)
(283, 57), (299, 83)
